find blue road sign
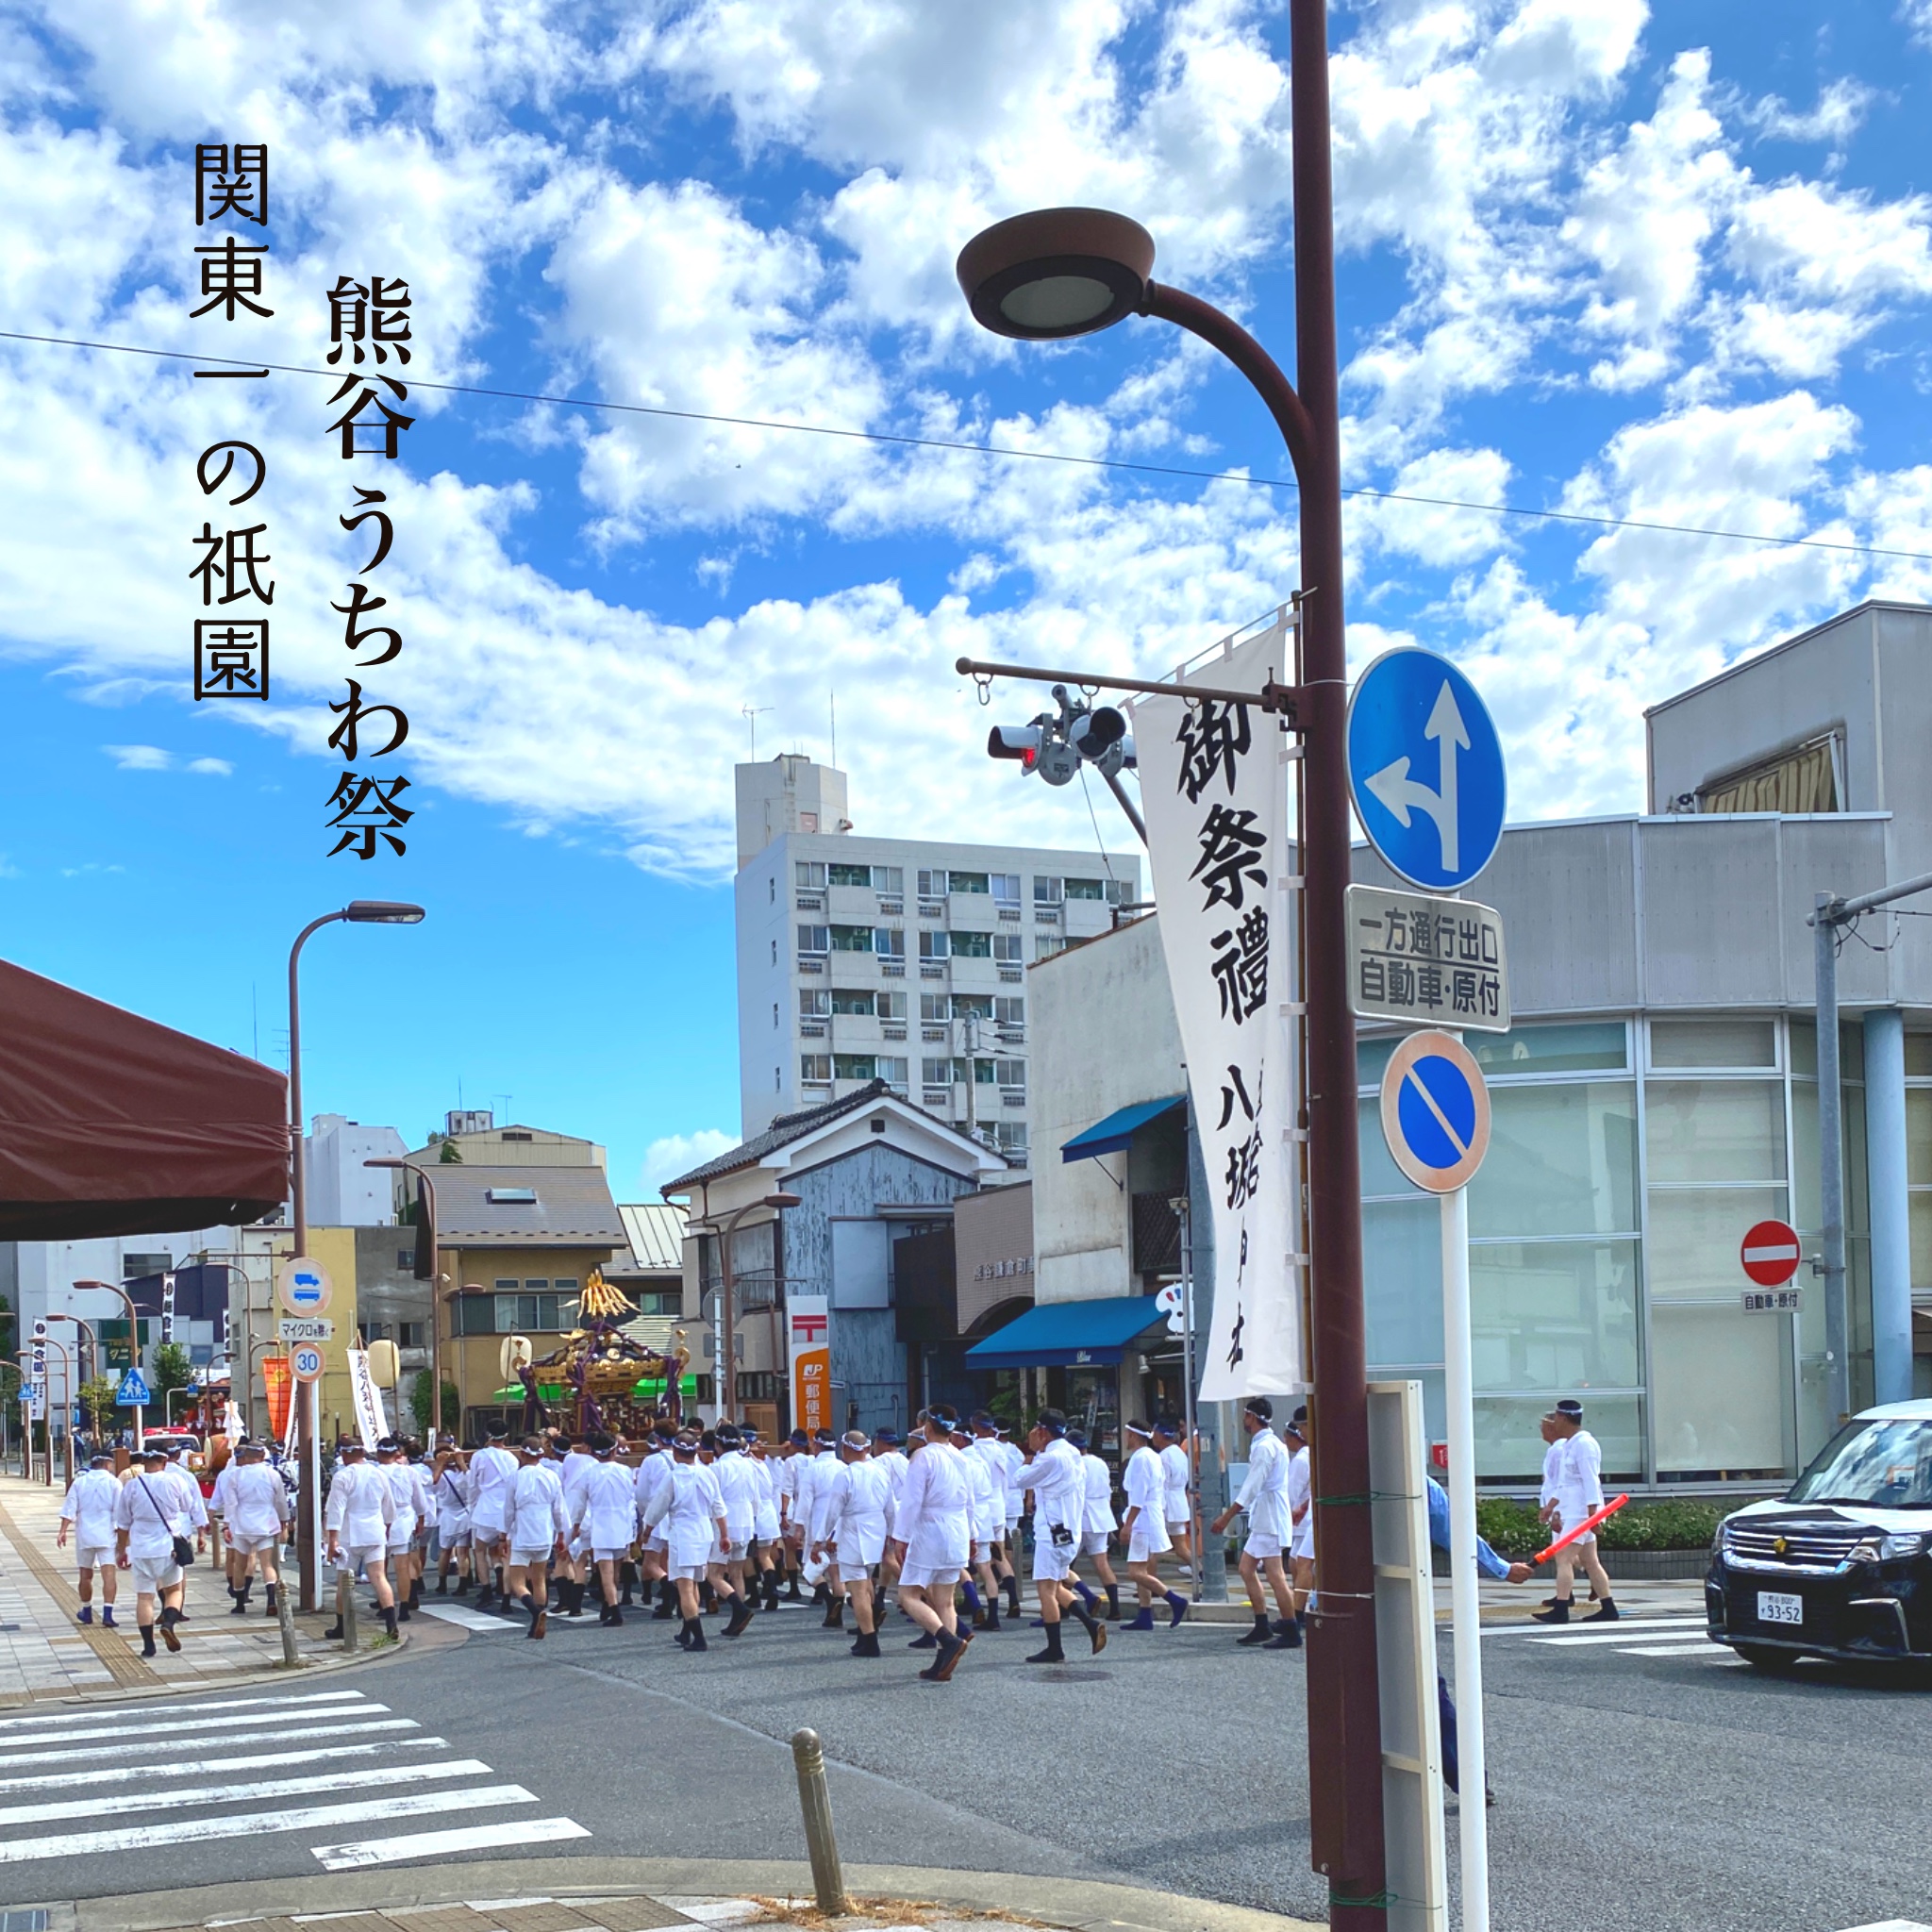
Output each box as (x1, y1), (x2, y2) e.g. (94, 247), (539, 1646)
(116, 1367), (151, 1407)
(1347, 648), (1507, 891)
(1378, 1030), (1491, 1193)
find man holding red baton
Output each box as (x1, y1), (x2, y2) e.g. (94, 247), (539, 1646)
(1532, 1399), (1619, 1624)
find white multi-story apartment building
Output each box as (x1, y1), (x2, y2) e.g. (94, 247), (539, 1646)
(735, 755), (1141, 1167)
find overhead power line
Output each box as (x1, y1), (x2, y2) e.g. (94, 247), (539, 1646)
(4, 325), (1928, 566)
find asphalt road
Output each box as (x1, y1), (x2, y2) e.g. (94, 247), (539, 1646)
(6, 1593), (1929, 1932)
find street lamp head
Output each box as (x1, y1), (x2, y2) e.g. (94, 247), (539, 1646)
(763, 1191), (803, 1211)
(344, 900), (425, 924)
(362, 1158), (406, 1169)
(956, 208), (1154, 341)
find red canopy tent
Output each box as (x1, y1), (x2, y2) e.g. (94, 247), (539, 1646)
(0, 959), (289, 1239)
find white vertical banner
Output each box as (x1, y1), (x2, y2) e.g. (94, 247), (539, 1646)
(1130, 617), (1304, 1400)
(345, 1348), (390, 1450)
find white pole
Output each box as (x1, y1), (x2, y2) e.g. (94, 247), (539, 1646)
(1441, 1181), (1489, 1932)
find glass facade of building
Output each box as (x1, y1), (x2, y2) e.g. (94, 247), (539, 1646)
(1360, 1014), (1918, 1491)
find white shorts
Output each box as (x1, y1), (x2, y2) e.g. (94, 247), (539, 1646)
(509, 1544), (555, 1567)
(722, 1539), (749, 1564)
(130, 1558), (183, 1593)
(1006, 1515), (1021, 1540)
(971, 1540), (993, 1566)
(1244, 1531), (1286, 1560)
(387, 1531), (415, 1556)
(333, 1543), (384, 1574)
(75, 1543), (114, 1572)
(1129, 1519), (1173, 1563)
(440, 1518), (472, 1548)
(470, 1520), (506, 1548)
(1165, 1519), (1190, 1540)
(1079, 1530), (1111, 1557)
(644, 1532), (669, 1556)
(1032, 1535), (1076, 1583)
(226, 1533), (280, 1557)
(669, 1561), (708, 1583)
(898, 1559), (962, 1590)
(1558, 1531), (1597, 1550)
(591, 1546), (628, 1563)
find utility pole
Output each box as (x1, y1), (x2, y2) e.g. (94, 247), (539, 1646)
(1808, 865), (1932, 1420)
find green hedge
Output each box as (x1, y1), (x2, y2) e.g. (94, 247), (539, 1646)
(1474, 1497), (1726, 1557)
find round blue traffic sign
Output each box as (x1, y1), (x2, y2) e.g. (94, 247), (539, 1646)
(1347, 648), (1507, 890)
(1379, 1030), (1491, 1192)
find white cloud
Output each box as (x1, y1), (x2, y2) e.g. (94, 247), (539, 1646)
(1740, 76), (1874, 149)
(186, 756), (234, 774)
(641, 1128), (736, 1194)
(101, 743), (172, 769)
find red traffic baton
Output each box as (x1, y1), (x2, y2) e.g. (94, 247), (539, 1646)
(1534, 1492), (1629, 1564)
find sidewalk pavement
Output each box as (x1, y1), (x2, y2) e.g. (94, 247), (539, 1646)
(0, 1473), (388, 1703)
(51, 1858), (1324, 1932)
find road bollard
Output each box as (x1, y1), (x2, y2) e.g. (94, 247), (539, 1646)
(790, 1727), (850, 1916)
(338, 1573), (358, 1652)
(275, 1578), (301, 1668)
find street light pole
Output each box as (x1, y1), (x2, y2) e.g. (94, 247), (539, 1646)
(953, 7), (1384, 1901)
(71, 1280), (145, 1450)
(287, 899), (425, 1610)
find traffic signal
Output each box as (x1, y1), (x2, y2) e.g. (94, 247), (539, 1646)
(987, 724), (1043, 769)
(1068, 705), (1134, 777)
(986, 688), (1132, 790)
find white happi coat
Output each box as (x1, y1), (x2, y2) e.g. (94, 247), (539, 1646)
(576, 1457), (639, 1554)
(1081, 1453), (1118, 1536)
(644, 1460), (725, 1570)
(896, 1439), (971, 1573)
(1550, 1429), (1605, 1537)
(1159, 1441), (1191, 1524)
(1123, 1444), (1172, 1555)
(1235, 1427), (1292, 1542)
(833, 1457), (892, 1567)
(466, 1443), (519, 1535)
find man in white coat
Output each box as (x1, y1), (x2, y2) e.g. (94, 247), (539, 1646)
(431, 1447), (472, 1596)
(1071, 1428), (1121, 1621)
(557, 1431), (598, 1618)
(641, 1430), (731, 1650)
(223, 1441), (291, 1619)
(504, 1438), (571, 1638)
(1286, 1407), (1315, 1628)
(375, 1440), (420, 1623)
(1154, 1419), (1194, 1580)
(1210, 1396), (1299, 1649)
(1534, 1398), (1618, 1624)
(888, 1408), (974, 1682)
(114, 1446), (191, 1656)
(574, 1430), (640, 1625)
(58, 1452), (120, 1628)
(952, 1416), (1004, 1631)
(871, 1426), (908, 1599)
(968, 1414), (1022, 1619)
(636, 1427), (677, 1617)
(1016, 1409), (1108, 1664)
(816, 1431), (892, 1657)
(465, 1423), (519, 1609)
(1119, 1422), (1188, 1630)
(712, 1426), (761, 1619)
(324, 1441), (397, 1641)
(747, 1434), (784, 1610)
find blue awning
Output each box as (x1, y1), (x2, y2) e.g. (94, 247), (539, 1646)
(964, 1295), (1165, 1370)
(1059, 1093), (1187, 1163)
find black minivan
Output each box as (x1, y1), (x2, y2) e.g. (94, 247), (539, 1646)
(1707, 1399), (1932, 1670)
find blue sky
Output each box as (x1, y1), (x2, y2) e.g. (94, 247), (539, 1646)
(2, 0), (1930, 1198)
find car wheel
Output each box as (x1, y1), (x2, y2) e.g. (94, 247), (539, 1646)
(1733, 1642), (1795, 1673)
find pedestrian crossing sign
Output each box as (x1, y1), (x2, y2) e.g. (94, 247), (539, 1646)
(115, 1368), (151, 1406)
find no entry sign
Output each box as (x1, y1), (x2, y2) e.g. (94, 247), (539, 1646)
(1740, 1219), (1802, 1288)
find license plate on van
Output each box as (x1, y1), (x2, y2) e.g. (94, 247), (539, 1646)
(1757, 1591), (1803, 1625)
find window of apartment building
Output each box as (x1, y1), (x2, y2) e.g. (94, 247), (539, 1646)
(1063, 876), (1107, 901)
(877, 1057), (908, 1086)
(795, 861), (827, 888)
(801, 1054), (832, 1081)
(635, 1288), (680, 1317)
(992, 873), (1022, 908)
(920, 931), (950, 960)
(995, 1058), (1027, 1090)
(834, 1054), (877, 1080)
(1036, 935), (1067, 961)
(874, 865), (905, 893)
(917, 869), (947, 898)
(953, 993), (992, 1019)
(877, 991), (907, 1020)
(948, 871), (990, 894)
(994, 1121), (1028, 1156)
(797, 924), (828, 955)
(395, 1248), (414, 1270)
(456, 1291), (577, 1335)
(363, 1320), (393, 1341)
(830, 924), (874, 951)
(922, 1057), (957, 1085)
(921, 993), (949, 1022)
(800, 989), (829, 1018)
(828, 862), (872, 887)
(831, 988), (875, 1015)
(1034, 876), (1063, 905)
(995, 996), (1025, 1025)
(994, 934), (1024, 964)
(951, 930), (992, 959)
(874, 927), (906, 958)
(972, 1057), (995, 1085)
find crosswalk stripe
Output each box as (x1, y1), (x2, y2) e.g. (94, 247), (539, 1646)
(0, 1689), (365, 1735)
(0, 1782), (537, 1864)
(0, 1758), (491, 1830)
(1528, 1625), (1709, 1647)
(0, 1716), (418, 1772)
(312, 1816), (591, 1871)
(1617, 1641), (1729, 1657)
(1499, 1618), (1707, 1644)
(0, 1701), (392, 1756)
(0, 1736), (450, 1797)
(412, 1603), (518, 1633)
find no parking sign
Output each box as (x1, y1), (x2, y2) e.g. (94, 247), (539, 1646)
(1378, 1029), (1491, 1192)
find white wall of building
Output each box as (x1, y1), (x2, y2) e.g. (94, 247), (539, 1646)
(305, 1114), (407, 1226)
